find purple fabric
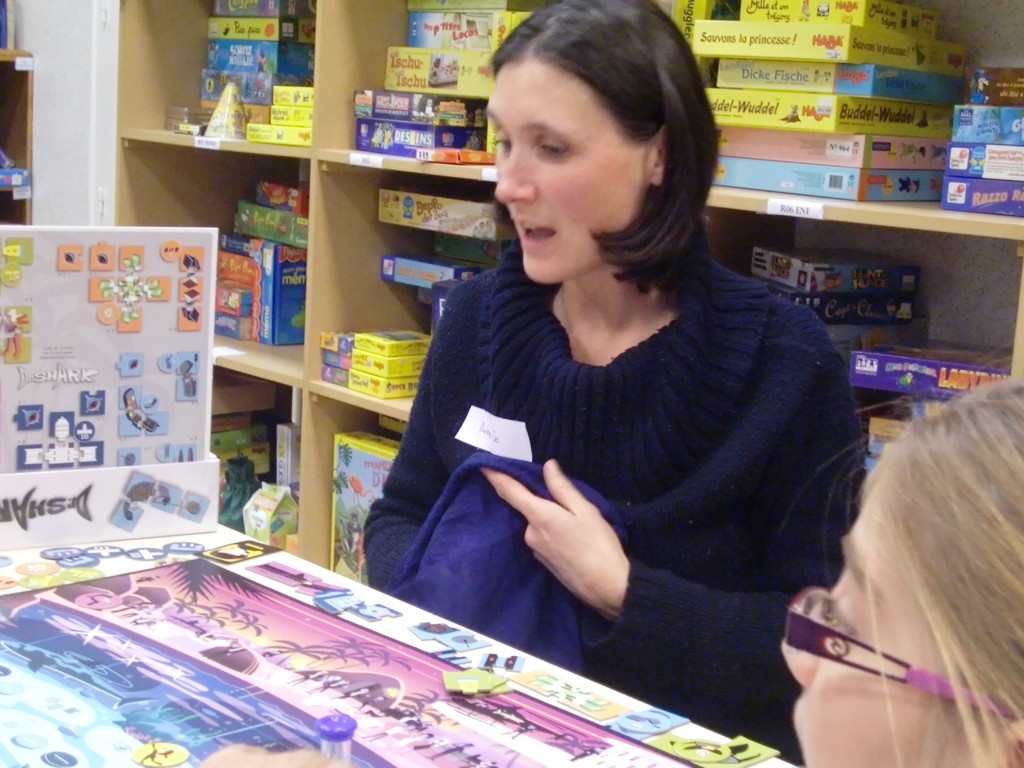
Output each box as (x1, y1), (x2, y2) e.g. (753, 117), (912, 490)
(387, 450), (625, 671)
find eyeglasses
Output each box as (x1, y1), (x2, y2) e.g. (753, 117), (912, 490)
(784, 587), (1011, 717)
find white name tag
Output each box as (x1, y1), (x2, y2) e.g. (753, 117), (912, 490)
(455, 406), (532, 462)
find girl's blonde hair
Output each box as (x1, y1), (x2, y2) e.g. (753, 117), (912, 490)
(865, 378), (1024, 765)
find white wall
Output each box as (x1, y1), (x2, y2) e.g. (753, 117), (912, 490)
(12, 0), (118, 225)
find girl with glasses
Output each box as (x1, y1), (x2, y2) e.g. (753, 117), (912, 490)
(783, 377), (1024, 768)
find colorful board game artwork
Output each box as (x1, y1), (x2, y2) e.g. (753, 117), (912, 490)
(0, 227), (217, 473)
(0, 551), (783, 768)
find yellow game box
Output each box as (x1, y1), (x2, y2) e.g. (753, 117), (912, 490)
(347, 370), (420, 400)
(269, 105), (313, 127)
(353, 330), (432, 358)
(384, 46), (494, 98)
(692, 21), (965, 77)
(246, 123), (313, 146)
(707, 88), (954, 138)
(273, 85), (314, 106)
(379, 188), (507, 239)
(739, 0), (938, 38)
(351, 349), (426, 379)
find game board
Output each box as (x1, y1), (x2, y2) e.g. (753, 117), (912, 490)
(0, 226), (216, 473)
(0, 542), (788, 768)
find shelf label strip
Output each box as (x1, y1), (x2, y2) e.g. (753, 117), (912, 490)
(12, 186), (31, 200)
(349, 152), (385, 169)
(767, 198), (825, 220)
(194, 136), (222, 151)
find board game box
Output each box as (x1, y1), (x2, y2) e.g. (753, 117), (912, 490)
(380, 253), (485, 289)
(763, 281), (916, 325)
(692, 21), (965, 76)
(406, 0), (544, 9)
(331, 431), (400, 581)
(207, 16), (315, 44)
(951, 104), (1024, 146)
(379, 188), (507, 239)
(751, 245), (921, 293)
(707, 88), (954, 138)
(384, 46), (494, 98)
(407, 10), (528, 51)
(850, 345), (1011, 398)
(940, 176), (1024, 217)
(218, 233), (307, 345)
(715, 60), (961, 103)
(1, 226), (217, 474)
(211, 0), (314, 15)
(714, 155), (943, 201)
(946, 142), (1024, 182)
(738, 0), (938, 37)
(205, 39), (314, 78)
(718, 126), (948, 170)
(354, 89), (487, 127)
(966, 67), (1024, 107)
(355, 117), (486, 159)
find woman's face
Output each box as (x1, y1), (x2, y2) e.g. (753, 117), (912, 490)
(785, 489), (974, 768)
(487, 57), (664, 287)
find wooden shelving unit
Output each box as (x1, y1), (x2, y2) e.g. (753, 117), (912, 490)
(117, 0), (1024, 568)
(0, 49), (32, 224)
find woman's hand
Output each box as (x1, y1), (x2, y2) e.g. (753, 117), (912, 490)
(481, 458), (629, 621)
(199, 746), (333, 768)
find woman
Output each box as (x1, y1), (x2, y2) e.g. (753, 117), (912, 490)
(365, 0), (863, 755)
(783, 378), (1024, 768)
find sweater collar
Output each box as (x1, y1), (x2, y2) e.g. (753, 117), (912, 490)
(478, 238), (772, 501)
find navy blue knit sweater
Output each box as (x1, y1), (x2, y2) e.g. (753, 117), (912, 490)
(364, 242), (863, 759)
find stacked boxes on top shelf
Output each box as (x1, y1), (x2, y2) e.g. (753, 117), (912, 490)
(354, 0), (540, 164)
(199, 0), (315, 136)
(691, 1), (966, 201)
(215, 179), (308, 345)
(661, 0), (741, 85)
(941, 68), (1024, 217)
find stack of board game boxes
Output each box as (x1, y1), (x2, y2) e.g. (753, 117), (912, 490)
(749, 244), (926, 364)
(690, 0), (966, 202)
(658, 0), (740, 85)
(319, 329), (431, 401)
(376, 183), (510, 327)
(202, 0), (315, 132)
(941, 67), (1024, 217)
(354, 0), (542, 164)
(350, 1), (537, 320)
(215, 179), (308, 346)
(850, 343), (1011, 470)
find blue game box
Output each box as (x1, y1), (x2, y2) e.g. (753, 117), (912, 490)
(355, 117), (486, 159)
(714, 156), (944, 201)
(951, 105), (1024, 146)
(219, 233), (307, 345)
(206, 40), (314, 79)
(751, 245), (921, 294)
(941, 177), (1024, 217)
(850, 345), (1011, 399)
